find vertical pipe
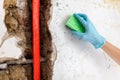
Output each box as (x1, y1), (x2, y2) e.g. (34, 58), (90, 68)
(32, 0), (40, 80)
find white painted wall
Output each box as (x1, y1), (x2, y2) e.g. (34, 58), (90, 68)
(0, 0), (22, 59)
(50, 0), (120, 80)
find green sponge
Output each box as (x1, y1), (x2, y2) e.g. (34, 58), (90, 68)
(66, 15), (85, 33)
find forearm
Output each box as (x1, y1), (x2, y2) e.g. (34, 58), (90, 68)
(102, 41), (120, 65)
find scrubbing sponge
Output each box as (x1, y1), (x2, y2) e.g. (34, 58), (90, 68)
(66, 15), (85, 33)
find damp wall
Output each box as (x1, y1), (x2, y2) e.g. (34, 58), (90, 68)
(50, 0), (120, 80)
(0, 0), (22, 59)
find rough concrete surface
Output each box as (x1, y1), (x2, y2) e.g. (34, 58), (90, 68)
(50, 0), (120, 80)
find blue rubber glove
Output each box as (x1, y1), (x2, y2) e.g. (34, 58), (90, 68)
(72, 13), (106, 49)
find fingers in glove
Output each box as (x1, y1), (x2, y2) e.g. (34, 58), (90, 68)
(74, 13), (88, 29)
(77, 13), (89, 22)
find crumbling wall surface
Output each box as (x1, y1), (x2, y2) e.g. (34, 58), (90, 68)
(0, 64), (33, 80)
(4, 0), (32, 59)
(41, 0), (54, 80)
(0, 0), (33, 79)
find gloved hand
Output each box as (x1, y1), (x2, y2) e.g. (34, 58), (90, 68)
(72, 13), (106, 49)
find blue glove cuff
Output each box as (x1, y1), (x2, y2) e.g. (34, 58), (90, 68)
(90, 35), (106, 49)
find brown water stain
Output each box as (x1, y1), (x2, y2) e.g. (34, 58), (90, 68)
(104, 0), (120, 3)
(104, 0), (120, 13)
(104, 0), (120, 8)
